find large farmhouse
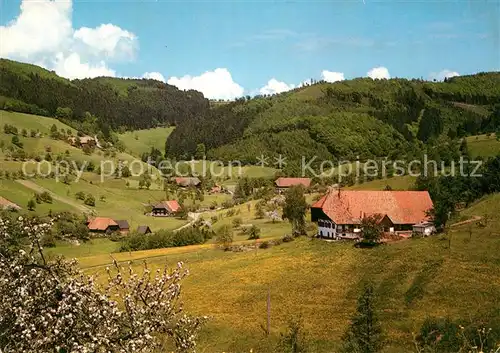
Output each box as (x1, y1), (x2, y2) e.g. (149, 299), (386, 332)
(311, 190), (433, 240)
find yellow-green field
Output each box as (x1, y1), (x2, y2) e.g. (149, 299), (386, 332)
(467, 134), (500, 158)
(118, 126), (175, 157)
(76, 196), (500, 352)
(55, 192), (500, 352)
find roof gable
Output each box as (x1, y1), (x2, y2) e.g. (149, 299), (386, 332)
(0, 196), (21, 210)
(312, 190), (433, 225)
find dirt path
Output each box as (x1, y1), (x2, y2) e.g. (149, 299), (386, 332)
(173, 212), (202, 232)
(450, 215), (482, 228)
(15, 179), (91, 213)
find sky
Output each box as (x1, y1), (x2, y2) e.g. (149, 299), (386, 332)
(0, 0), (499, 100)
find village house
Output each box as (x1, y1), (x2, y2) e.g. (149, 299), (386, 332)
(115, 220), (130, 234)
(152, 200), (181, 217)
(172, 177), (201, 188)
(209, 184), (222, 194)
(311, 189), (434, 240)
(136, 225), (152, 235)
(87, 217), (120, 234)
(68, 135), (96, 147)
(275, 177), (311, 193)
(0, 196), (21, 211)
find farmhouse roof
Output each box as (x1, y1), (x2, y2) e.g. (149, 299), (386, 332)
(173, 177), (201, 187)
(0, 196), (21, 210)
(115, 220), (130, 230)
(312, 190), (433, 225)
(87, 217), (118, 231)
(153, 200), (181, 213)
(275, 177), (311, 188)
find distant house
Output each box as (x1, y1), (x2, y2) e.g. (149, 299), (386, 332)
(311, 190), (434, 240)
(152, 200), (181, 217)
(209, 184), (222, 194)
(136, 225), (152, 235)
(172, 177), (201, 188)
(68, 135), (96, 147)
(413, 221), (436, 236)
(275, 177), (311, 192)
(0, 196), (21, 211)
(87, 217), (120, 234)
(115, 220), (130, 234)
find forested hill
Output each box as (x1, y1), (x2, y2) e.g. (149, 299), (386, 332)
(0, 59), (209, 130)
(166, 72), (500, 168)
(1, 59), (499, 168)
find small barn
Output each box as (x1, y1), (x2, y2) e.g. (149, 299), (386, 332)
(412, 221), (436, 236)
(137, 225), (152, 235)
(115, 220), (130, 234)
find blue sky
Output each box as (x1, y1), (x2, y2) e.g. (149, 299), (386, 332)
(1, 0), (499, 99)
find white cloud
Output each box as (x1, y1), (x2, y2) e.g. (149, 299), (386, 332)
(142, 72), (166, 82)
(367, 66), (390, 79)
(74, 24), (137, 59)
(429, 69), (460, 81)
(0, 0), (138, 79)
(321, 70), (345, 83)
(0, 0), (72, 58)
(259, 78), (295, 95)
(52, 52), (116, 80)
(167, 68), (244, 100)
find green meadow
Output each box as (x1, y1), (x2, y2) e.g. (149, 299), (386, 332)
(466, 134), (500, 158)
(118, 126), (175, 157)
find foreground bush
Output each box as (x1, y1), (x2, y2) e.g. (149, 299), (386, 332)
(0, 215), (205, 352)
(120, 226), (214, 252)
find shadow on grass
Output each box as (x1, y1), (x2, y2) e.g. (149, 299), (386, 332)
(404, 259), (444, 306)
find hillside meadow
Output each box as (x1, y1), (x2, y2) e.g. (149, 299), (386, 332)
(466, 133), (500, 158)
(53, 191), (499, 352)
(80, 223), (500, 352)
(118, 126), (175, 157)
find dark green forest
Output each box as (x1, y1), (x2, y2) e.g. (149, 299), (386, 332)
(166, 73), (500, 164)
(0, 58), (208, 130)
(1, 59), (499, 166)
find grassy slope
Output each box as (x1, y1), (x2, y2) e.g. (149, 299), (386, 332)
(466, 134), (500, 158)
(0, 111), (158, 175)
(0, 179), (77, 214)
(118, 126), (175, 157)
(79, 196), (500, 352)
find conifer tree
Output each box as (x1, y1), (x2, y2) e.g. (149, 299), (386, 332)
(341, 283), (384, 353)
